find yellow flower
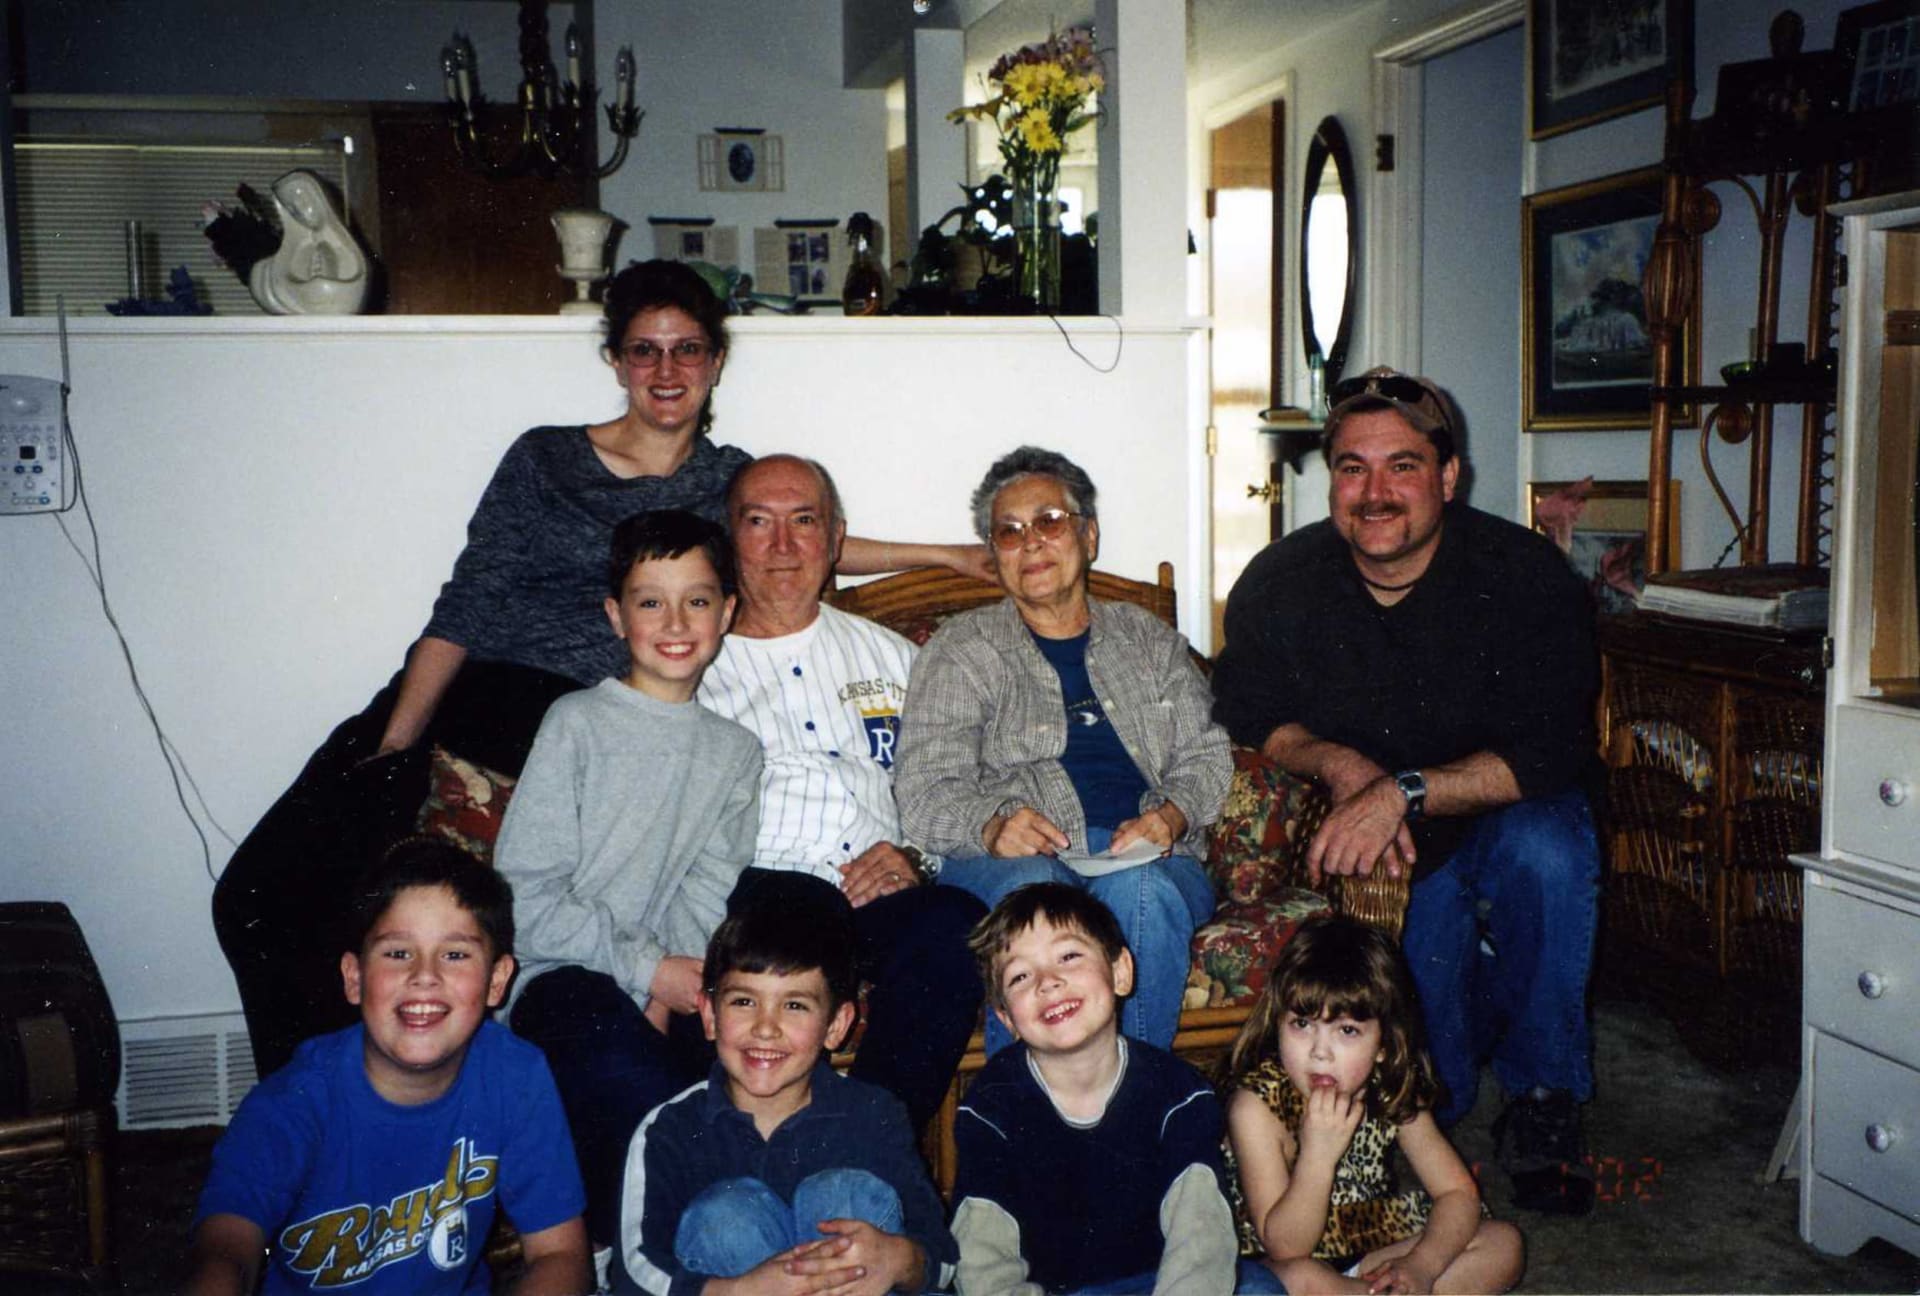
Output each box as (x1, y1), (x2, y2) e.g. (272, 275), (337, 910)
(1003, 60), (1066, 106)
(1016, 108), (1062, 154)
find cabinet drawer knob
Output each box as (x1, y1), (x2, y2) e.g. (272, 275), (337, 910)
(1865, 1124), (1895, 1153)
(1880, 779), (1911, 807)
(1858, 971), (1887, 999)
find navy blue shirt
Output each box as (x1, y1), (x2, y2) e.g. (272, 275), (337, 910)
(623, 1061), (956, 1296)
(1029, 629), (1151, 831)
(953, 1040), (1227, 1292)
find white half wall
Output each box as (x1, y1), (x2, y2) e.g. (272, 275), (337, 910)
(0, 313), (1200, 1023)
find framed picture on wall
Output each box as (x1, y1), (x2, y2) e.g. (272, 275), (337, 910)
(1528, 0), (1693, 139)
(1529, 478), (1681, 613)
(1837, 0), (1920, 112)
(1522, 166), (1698, 432)
(698, 129), (786, 193)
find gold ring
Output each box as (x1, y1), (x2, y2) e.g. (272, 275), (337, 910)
(887, 872), (902, 884)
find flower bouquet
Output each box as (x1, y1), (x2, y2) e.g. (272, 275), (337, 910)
(950, 26), (1104, 309)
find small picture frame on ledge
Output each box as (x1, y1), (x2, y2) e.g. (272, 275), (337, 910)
(1529, 478), (1682, 614)
(753, 220), (844, 306)
(1528, 0), (1693, 139)
(649, 218), (739, 268)
(1522, 166), (1699, 432)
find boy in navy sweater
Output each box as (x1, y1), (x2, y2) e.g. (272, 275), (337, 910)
(952, 883), (1255, 1296)
(620, 896), (957, 1295)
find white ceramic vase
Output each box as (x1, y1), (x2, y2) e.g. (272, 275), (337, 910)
(552, 208), (615, 316)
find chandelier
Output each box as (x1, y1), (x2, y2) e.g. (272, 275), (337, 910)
(439, 0), (642, 180)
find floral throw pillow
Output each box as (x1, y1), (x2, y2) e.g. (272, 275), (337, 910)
(1205, 745), (1331, 905)
(417, 746), (518, 864)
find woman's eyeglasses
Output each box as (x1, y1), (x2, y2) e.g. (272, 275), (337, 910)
(619, 339), (715, 368)
(990, 507), (1083, 549)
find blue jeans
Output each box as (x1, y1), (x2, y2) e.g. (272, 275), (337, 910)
(939, 828), (1216, 1053)
(673, 1170), (903, 1278)
(1401, 789), (1600, 1125)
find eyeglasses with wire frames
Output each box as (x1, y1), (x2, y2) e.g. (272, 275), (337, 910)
(618, 338), (717, 368)
(989, 507), (1084, 550)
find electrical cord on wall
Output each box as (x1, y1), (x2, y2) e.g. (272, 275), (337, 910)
(47, 300), (238, 881)
(1047, 310), (1123, 373)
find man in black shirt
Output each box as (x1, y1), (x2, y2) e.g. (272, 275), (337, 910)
(1211, 368), (1601, 1215)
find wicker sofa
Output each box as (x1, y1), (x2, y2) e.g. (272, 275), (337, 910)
(418, 562), (1409, 1203)
(820, 563), (1407, 1191)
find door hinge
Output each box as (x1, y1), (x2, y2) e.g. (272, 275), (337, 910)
(1205, 425), (1219, 456)
(1376, 133), (1395, 172)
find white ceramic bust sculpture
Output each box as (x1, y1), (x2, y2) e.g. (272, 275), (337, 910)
(248, 171), (370, 316)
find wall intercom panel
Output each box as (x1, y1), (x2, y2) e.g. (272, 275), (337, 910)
(0, 376), (65, 514)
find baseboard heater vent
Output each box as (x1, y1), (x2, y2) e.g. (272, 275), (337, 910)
(116, 1013), (256, 1129)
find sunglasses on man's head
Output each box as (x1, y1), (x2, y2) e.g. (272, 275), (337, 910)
(990, 507), (1083, 550)
(1329, 372), (1432, 407)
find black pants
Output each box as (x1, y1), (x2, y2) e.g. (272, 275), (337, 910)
(727, 868), (986, 1132)
(212, 657), (575, 1079)
(509, 967), (714, 1248)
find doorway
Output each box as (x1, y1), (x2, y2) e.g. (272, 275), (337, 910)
(1206, 99), (1284, 646)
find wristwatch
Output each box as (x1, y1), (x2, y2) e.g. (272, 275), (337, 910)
(901, 845), (941, 885)
(1392, 769), (1427, 822)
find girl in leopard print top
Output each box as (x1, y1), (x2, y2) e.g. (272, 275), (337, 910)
(1221, 914), (1522, 1294)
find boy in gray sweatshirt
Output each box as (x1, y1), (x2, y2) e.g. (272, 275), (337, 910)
(496, 508), (763, 1250)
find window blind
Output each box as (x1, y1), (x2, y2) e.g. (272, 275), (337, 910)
(15, 141), (349, 316)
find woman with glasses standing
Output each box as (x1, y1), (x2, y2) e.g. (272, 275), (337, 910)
(894, 445), (1231, 1053)
(215, 260), (983, 1081)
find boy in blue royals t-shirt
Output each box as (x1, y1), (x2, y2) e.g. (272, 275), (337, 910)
(188, 839), (590, 1295)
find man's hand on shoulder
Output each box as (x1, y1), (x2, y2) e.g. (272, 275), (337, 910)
(839, 842), (923, 909)
(1307, 775), (1416, 883)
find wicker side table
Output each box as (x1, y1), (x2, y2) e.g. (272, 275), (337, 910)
(1596, 614), (1825, 1060)
(0, 903), (120, 1287)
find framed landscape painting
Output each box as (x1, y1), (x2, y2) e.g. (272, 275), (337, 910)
(1529, 0), (1692, 139)
(1522, 166), (1697, 432)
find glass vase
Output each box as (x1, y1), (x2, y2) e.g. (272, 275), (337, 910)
(1011, 173), (1062, 312)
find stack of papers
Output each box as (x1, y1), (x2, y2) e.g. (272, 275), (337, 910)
(1061, 838), (1165, 878)
(1636, 564), (1829, 631)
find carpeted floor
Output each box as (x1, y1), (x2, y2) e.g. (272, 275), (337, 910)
(35, 992), (1920, 1294)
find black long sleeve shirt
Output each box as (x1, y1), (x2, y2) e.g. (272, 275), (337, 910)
(1210, 503), (1601, 875)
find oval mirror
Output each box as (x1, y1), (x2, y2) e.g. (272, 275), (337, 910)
(1300, 116), (1358, 395)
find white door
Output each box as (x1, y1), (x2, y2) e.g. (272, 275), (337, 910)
(1207, 102), (1282, 647)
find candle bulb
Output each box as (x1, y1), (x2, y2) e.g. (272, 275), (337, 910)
(615, 47), (635, 110)
(455, 34), (475, 106)
(565, 24), (583, 90)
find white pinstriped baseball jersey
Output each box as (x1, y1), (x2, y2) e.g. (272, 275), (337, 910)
(697, 604), (916, 883)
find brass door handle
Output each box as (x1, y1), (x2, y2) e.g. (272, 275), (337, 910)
(1246, 482), (1276, 501)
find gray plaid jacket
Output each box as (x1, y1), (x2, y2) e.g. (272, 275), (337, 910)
(894, 596), (1230, 860)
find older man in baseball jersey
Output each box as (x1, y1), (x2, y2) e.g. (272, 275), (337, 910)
(698, 454), (987, 1131)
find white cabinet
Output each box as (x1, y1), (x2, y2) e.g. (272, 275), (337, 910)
(1794, 190), (1920, 1259)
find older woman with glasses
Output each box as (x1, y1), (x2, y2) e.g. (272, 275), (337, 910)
(216, 259), (982, 1084)
(895, 446), (1231, 1052)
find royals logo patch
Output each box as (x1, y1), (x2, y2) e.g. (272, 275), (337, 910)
(859, 706), (901, 768)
